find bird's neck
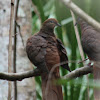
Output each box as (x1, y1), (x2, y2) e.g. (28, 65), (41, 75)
(80, 21), (88, 29)
(79, 21), (93, 34)
(40, 26), (55, 37)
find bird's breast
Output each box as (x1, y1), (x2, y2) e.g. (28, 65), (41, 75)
(45, 42), (60, 72)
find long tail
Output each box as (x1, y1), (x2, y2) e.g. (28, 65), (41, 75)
(41, 68), (63, 100)
(93, 62), (100, 100)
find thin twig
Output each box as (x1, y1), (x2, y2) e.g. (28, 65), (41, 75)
(12, 22), (25, 49)
(60, 0), (100, 32)
(70, 10), (85, 61)
(13, 0), (20, 100)
(16, 22), (25, 48)
(0, 68), (41, 81)
(8, 0), (15, 100)
(62, 65), (93, 80)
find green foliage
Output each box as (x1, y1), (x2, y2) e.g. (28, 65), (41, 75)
(31, 0), (100, 99)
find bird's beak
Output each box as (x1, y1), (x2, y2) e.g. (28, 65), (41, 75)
(75, 22), (78, 26)
(56, 23), (61, 27)
(75, 17), (80, 26)
(75, 18), (79, 26)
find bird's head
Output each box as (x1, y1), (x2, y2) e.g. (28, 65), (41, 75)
(75, 17), (87, 26)
(75, 17), (89, 32)
(75, 17), (82, 26)
(42, 18), (61, 30)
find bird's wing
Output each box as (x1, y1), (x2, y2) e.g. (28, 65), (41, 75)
(57, 39), (71, 72)
(81, 29), (100, 61)
(26, 35), (48, 72)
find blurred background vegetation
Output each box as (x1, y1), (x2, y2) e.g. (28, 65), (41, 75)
(31, 0), (100, 100)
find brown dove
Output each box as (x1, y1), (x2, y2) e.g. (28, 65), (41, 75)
(26, 18), (71, 100)
(78, 18), (100, 100)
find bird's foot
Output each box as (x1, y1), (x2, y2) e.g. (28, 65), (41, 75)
(33, 68), (42, 76)
(88, 62), (93, 67)
(34, 68), (49, 76)
(41, 68), (49, 75)
(37, 62), (49, 75)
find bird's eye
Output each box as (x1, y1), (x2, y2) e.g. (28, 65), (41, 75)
(50, 21), (53, 23)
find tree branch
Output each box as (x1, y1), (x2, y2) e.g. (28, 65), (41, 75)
(62, 65), (93, 80)
(13, 0), (20, 99)
(0, 66), (92, 81)
(0, 68), (41, 81)
(60, 0), (100, 32)
(8, 0), (14, 99)
(70, 10), (85, 62)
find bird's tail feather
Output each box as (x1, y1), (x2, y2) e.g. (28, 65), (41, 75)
(93, 62), (100, 100)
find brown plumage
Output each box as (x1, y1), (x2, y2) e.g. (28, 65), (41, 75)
(78, 18), (100, 61)
(78, 18), (100, 100)
(26, 18), (70, 100)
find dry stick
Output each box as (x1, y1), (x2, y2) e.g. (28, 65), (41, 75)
(70, 11), (85, 61)
(63, 65), (93, 80)
(13, 20), (17, 100)
(70, 10), (90, 100)
(60, 0), (100, 32)
(13, 0), (20, 100)
(16, 23), (25, 48)
(8, 0), (15, 100)
(0, 68), (41, 81)
(12, 22), (25, 48)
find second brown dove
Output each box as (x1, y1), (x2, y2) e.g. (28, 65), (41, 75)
(78, 18), (100, 100)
